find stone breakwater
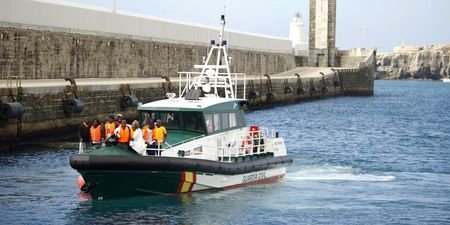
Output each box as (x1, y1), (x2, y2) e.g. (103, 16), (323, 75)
(0, 26), (295, 80)
(377, 44), (450, 80)
(0, 66), (374, 150)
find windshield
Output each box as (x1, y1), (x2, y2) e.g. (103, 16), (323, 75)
(139, 111), (180, 130)
(139, 111), (205, 133)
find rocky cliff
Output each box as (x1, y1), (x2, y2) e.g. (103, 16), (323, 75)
(376, 44), (450, 80)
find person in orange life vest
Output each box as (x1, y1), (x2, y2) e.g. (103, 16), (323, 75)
(114, 119), (131, 150)
(154, 119), (167, 155)
(79, 117), (90, 146)
(115, 113), (123, 127)
(142, 121), (153, 146)
(146, 120), (158, 155)
(90, 119), (103, 146)
(104, 115), (116, 145)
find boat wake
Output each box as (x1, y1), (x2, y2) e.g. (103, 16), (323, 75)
(287, 165), (395, 182)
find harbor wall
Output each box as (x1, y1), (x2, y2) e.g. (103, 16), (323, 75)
(0, 26), (295, 80)
(0, 0), (375, 149)
(337, 49), (376, 96)
(0, 69), (373, 147)
(0, 0), (292, 53)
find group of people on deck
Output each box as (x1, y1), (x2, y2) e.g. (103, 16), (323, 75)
(79, 113), (167, 156)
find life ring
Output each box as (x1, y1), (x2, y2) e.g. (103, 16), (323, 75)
(241, 135), (253, 154)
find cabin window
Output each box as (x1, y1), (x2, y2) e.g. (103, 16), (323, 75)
(156, 112), (180, 130)
(237, 110), (246, 127)
(183, 112), (205, 132)
(229, 112), (237, 128)
(221, 113), (229, 129)
(204, 112), (242, 134)
(139, 111), (178, 128)
(213, 113), (221, 131)
(139, 111), (156, 126)
(205, 114), (214, 133)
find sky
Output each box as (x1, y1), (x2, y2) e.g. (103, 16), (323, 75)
(63, 0), (450, 52)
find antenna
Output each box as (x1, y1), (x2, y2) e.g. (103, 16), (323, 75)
(218, 14), (226, 45)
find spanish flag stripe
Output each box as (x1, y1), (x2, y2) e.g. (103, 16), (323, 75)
(177, 172), (186, 193)
(181, 182), (191, 192)
(178, 172), (197, 193)
(185, 172), (193, 183)
(188, 173), (196, 192)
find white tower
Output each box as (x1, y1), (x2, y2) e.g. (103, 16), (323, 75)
(289, 12), (307, 56)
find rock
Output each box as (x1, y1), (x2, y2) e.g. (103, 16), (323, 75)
(377, 44), (450, 80)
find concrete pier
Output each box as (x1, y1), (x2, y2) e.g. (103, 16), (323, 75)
(0, 64), (373, 149)
(0, 0), (375, 150)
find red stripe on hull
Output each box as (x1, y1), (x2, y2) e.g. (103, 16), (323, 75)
(222, 174), (286, 190)
(177, 171), (186, 192)
(188, 174), (286, 194)
(188, 173), (196, 192)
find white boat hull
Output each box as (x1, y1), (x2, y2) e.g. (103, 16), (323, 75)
(189, 167), (287, 192)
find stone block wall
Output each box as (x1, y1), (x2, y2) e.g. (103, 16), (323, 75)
(340, 56), (366, 68)
(0, 26), (295, 80)
(337, 68), (373, 96)
(0, 75), (345, 145)
(336, 50), (376, 96)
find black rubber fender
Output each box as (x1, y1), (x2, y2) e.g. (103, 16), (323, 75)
(70, 154), (293, 175)
(284, 86), (293, 94)
(248, 90), (260, 99)
(0, 102), (25, 119)
(297, 88), (305, 95)
(64, 99), (84, 113)
(266, 92), (276, 101)
(121, 95), (139, 108)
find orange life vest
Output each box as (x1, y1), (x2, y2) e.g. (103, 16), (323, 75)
(142, 125), (150, 142)
(118, 126), (130, 143)
(152, 127), (156, 140)
(90, 126), (102, 143)
(104, 122), (115, 137)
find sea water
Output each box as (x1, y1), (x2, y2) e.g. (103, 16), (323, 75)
(1, 80), (449, 224)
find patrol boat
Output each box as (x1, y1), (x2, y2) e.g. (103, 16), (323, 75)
(70, 15), (292, 200)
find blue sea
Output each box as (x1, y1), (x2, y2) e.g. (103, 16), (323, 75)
(1, 80), (450, 224)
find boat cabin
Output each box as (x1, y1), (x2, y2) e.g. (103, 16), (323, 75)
(138, 98), (247, 148)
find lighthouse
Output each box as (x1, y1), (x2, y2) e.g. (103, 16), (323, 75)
(289, 12), (307, 56)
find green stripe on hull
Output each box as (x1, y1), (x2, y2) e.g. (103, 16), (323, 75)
(80, 170), (183, 200)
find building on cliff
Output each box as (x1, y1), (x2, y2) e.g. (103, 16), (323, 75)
(377, 44), (450, 80)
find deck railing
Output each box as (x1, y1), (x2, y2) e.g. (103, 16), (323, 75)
(177, 72), (246, 99)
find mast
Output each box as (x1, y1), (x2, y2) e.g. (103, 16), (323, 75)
(179, 14), (246, 100)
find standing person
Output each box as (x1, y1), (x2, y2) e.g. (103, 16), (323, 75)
(147, 121), (158, 155)
(115, 114), (123, 127)
(130, 120), (147, 156)
(104, 115), (116, 145)
(90, 119), (103, 146)
(142, 121), (153, 146)
(114, 119), (131, 150)
(154, 119), (167, 155)
(79, 117), (90, 151)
